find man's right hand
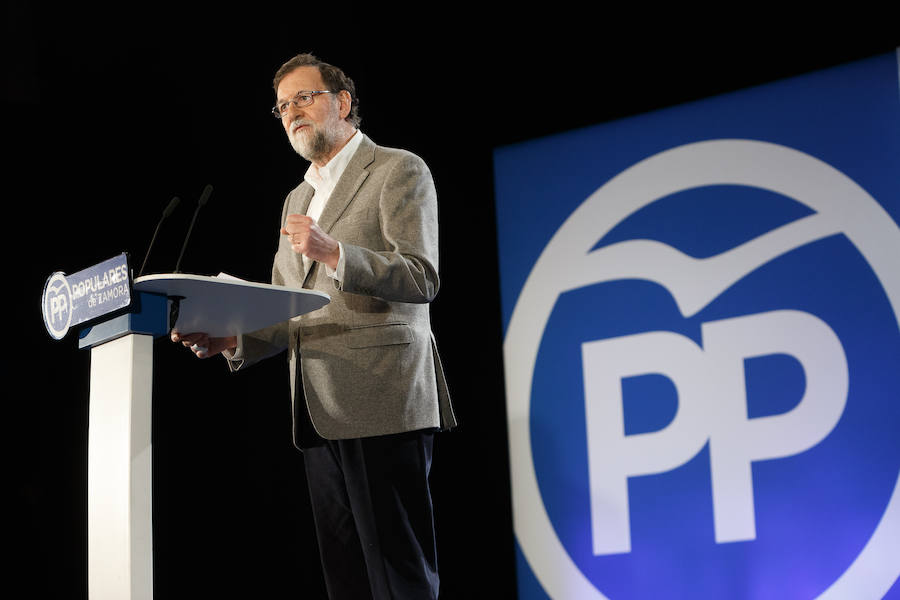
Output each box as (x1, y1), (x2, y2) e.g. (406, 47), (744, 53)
(171, 329), (237, 359)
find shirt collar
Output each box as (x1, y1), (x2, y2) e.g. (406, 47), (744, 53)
(304, 129), (363, 191)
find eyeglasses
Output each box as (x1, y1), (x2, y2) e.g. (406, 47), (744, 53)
(271, 90), (333, 119)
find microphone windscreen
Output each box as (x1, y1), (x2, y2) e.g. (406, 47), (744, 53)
(162, 196), (180, 218)
(198, 184), (213, 207)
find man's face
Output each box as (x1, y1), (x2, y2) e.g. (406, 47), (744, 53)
(276, 66), (345, 164)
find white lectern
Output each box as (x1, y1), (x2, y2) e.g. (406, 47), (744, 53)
(77, 274), (329, 600)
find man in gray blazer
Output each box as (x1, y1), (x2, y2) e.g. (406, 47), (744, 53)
(172, 53), (456, 599)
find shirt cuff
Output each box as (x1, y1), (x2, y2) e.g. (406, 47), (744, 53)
(222, 337), (244, 371)
(325, 242), (345, 282)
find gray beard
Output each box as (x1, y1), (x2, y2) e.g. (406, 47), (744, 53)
(289, 124), (332, 163)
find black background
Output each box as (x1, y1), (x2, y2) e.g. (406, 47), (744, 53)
(6, 4), (898, 598)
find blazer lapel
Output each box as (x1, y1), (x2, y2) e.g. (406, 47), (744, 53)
(315, 134), (375, 235)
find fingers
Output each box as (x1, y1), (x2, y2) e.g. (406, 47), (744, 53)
(281, 214), (339, 266)
(284, 214), (313, 226)
(282, 214), (314, 254)
(170, 330), (211, 358)
(282, 214), (314, 238)
(282, 214), (319, 255)
(171, 331), (238, 360)
(171, 330), (207, 345)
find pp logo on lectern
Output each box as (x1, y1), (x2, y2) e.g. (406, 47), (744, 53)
(505, 140), (900, 599)
(42, 271), (73, 340)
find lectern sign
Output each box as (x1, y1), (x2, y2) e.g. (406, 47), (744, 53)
(42, 253), (132, 339)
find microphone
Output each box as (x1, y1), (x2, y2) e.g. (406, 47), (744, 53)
(138, 196), (181, 277)
(174, 184), (214, 273)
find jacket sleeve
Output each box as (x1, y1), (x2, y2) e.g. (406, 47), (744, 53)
(335, 152), (440, 304)
(224, 320), (290, 372)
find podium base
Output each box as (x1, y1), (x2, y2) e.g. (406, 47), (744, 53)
(88, 333), (154, 600)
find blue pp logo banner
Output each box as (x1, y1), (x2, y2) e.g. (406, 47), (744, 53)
(494, 52), (900, 599)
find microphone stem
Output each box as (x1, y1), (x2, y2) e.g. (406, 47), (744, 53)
(138, 220), (165, 278)
(174, 206), (201, 274)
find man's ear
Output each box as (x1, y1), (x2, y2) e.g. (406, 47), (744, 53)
(338, 90), (352, 120)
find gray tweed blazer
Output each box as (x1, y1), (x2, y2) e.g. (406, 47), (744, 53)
(228, 134), (456, 446)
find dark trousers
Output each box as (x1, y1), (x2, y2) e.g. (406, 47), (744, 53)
(303, 429), (440, 599)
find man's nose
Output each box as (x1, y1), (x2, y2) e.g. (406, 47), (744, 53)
(285, 101), (306, 122)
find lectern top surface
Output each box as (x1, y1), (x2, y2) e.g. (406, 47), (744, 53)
(133, 273), (329, 337)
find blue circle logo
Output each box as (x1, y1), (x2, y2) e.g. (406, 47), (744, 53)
(506, 140), (900, 599)
(42, 271), (72, 340)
